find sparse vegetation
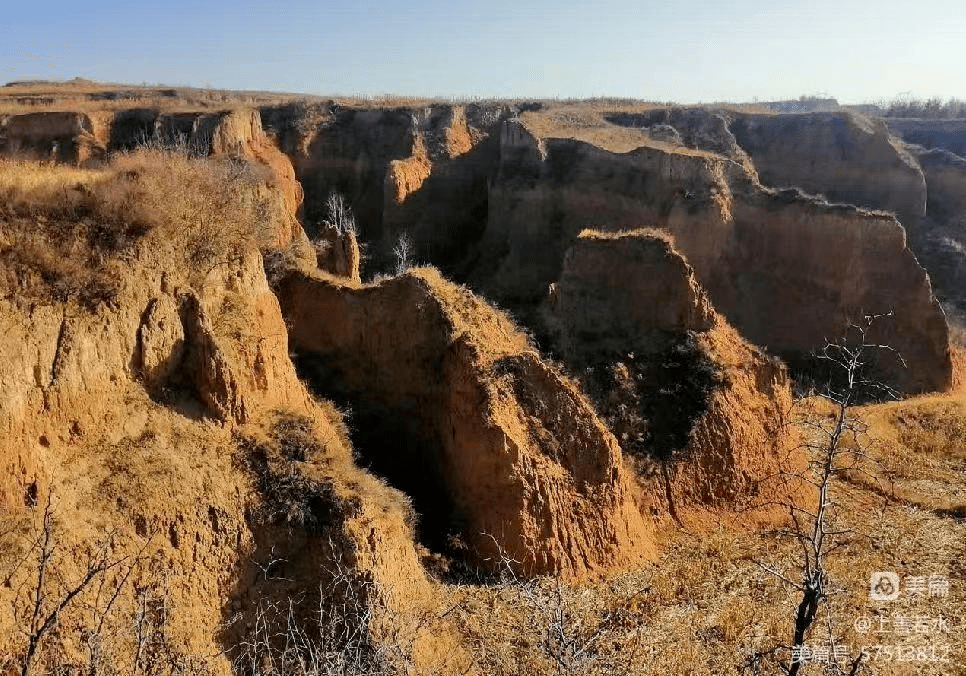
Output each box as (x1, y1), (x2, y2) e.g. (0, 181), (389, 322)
(878, 96), (966, 119)
(236, 413), (358, 533)
(2, 81), (966, 676)
(577, 335), (725, 464)
(0, 150), (282, 308)
(392, 232), (413, 275)
(320, 192), (357, 237)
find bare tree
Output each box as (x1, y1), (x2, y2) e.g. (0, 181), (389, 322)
(753, 314), (902, 675)
(393, 233), (413, 276)
(321, 192), (356, 237)
(15, 496), (130, 676)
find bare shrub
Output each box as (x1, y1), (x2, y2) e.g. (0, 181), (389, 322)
(231, 557), (409, 676)
(392, 233), (413, 276)
(3, 494), (154, 676)
(452, 540), (648, 676)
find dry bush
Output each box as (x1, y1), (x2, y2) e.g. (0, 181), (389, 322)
(231, 563), (408, 676)
(236, 413), (359, 533)
(0, 493), (213, 676)
(451, 544), (648, 676)
(0, 150), (281, 308)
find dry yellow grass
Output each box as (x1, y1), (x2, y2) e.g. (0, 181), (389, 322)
(0, 80), (321, 115)
(440, 391), (966, 675)
(0, 150), (284, 307)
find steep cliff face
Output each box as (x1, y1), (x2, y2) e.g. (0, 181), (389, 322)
(262, 105), (413, 242)
(547, 229), (716, 354)
(886, 119), (966, 157)
(904, 146), (966, 313)
(877, 121), (966, 316)
(480, 120), (952, 393)
(480, 120), (738, 304)
(262, 103), (508, 272)
(0, 112), (101, 164)
(544, 230), (800, 522)
(274, 266), (654, 578)
(728, 112), (927, 230)
(915, 147), (966, 225)
(609, 109), (929, 232)
(724, 192), (950, 391)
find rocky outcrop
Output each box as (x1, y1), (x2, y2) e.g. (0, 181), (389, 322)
(545, 230), (799, 520)
(479, 119), (952, 393)
(275, 266), (654, 578)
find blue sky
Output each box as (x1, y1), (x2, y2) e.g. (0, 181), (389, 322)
(2, 0), (964, 103)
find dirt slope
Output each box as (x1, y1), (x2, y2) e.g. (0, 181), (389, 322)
(0, 155), (454, 674)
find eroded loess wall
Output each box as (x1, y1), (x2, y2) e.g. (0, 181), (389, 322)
(0, 158), (451, 673)
(0, 112), (101, 164)
(262, 102), (509, 273)
(545, 230), (801, 524)
(481, 120), (951, 393)
(274, 266), (654, 578)
(886, 118), (966, 158)
(903, 147), (966, 314)
(728, 112), (927, 231)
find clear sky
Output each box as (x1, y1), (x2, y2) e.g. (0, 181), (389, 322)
(2, 0), (964, 103)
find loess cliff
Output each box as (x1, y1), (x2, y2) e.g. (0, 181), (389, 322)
(480, 118), (951, 394)
(273, 266), (654, 578)
(2, 82), (965, 675)
(544, 229), (801, 523)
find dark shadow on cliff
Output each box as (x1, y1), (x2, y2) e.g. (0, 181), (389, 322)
(289, 352), (466, 566)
